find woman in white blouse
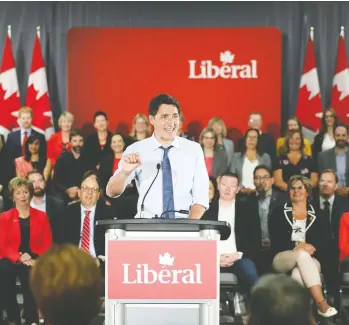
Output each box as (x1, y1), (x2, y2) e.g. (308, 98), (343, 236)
(229, 128), (271, 194)
(270, 176), (336, 318)
(313, 108), (338, 162)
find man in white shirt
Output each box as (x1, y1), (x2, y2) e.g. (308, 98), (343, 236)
(202, 172), (258, 294)
(106, 94), (209, 219)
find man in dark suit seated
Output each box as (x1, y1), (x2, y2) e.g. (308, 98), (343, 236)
(26, 169), (64, 243)
(202, 172), (258, 295)
(60, 172), (112, 274)
(318, 124), (349, 197)
(238, 112), (276, 161)
(245, 165), (287, 275)
(312, 169), (349, 306)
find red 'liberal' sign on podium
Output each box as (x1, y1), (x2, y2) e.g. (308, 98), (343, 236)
(107, 240), (217, 300)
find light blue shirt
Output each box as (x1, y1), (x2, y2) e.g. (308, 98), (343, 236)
(79, 204), (97, 258)
(336, 152), (347, 186)
(108, 134), (209, 219)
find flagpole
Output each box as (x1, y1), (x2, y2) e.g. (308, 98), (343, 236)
(37, 26), (40, 40)
(310, 26), (314, 41)
(7, 25), (11, 39)
(341, 26), (345, 38)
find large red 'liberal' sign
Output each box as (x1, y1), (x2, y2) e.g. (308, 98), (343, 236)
(107, 240), (217, 300)
(67, 28), (281, 137)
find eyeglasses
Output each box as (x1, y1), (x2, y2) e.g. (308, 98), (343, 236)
(81, 186), (100, 193)
(254, 175), (270, 181)
(247, 136), (258, 140)
(290, 185), (305, 191)
(203, 136), (215, 140)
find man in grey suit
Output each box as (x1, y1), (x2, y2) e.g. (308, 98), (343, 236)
(27, 169), (65, 243)
(318, 124), (349, 197)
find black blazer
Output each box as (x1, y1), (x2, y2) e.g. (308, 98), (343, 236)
(45, 195), (65, 243)
(202, 198), (255, 259)
(312, 133), (325, 165)
(99, 153), (114, 189)
(269, 202), (328, 264)
(59, 200), (112, 256)
(85, 132), (112, 168)
(245, 190), (287, 260)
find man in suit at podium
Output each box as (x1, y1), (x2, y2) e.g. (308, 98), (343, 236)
(106, 94), (209, 219)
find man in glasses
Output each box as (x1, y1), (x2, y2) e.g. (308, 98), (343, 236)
(60, 172), (111, 272)
(246, 165), (287, 274)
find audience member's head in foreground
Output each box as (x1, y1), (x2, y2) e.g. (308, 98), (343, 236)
(248, 274), (315, 325)
(30, 244), (102, 325)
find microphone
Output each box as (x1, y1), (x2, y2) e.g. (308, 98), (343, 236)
(140, 163), (161, 218)
(159, 209), (190, 219)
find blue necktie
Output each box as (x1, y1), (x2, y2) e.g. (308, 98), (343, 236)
(160, 146), (175, 219)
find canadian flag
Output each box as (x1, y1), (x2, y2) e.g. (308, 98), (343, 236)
(296, 27), (322, 133)
(26, 27), (54, 139)
(331, 26), (349, 124)
(0, 26), (21, 140)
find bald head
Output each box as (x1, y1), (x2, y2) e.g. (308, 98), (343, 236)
(249, 274), (313, 325)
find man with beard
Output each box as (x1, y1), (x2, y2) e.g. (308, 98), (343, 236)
(318, 124), (349, 197)
(245, 165), (287, 274)
(53, 129), (94, 202)
(27, 169), (64, 243)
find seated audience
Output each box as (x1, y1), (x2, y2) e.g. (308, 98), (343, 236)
(245, 165), (286, 274)
(124, 113), (151, 147)
(177, 113), (195, 141)
(208, 117), (234, 166)
(274, 130), (318, 192)
(230, 128), (271, 195)
(27, 169), (64, 243)
(318, 123), (349, 197)
(0, 177), (52, 325)
(199, 127), (228, 178)
(202, 172), (258, 295)
(270, 175), (336, 317)
(238, 111), (276, 161)
(85, 111), (112, 170)
(60, 172), (110, 272)
(276, 117), (312, 157)
(249, 274), (315, 325)
(47, 111), (73, 168)
(15, 134), (51, 180)
(313, 108), (337, 163)
(30, 244), (101, 325)
(53, 129), (94, 202)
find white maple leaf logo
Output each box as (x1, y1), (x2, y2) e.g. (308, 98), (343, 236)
(0, 68), (20, 100)
(159, 252), (175, 267)
(333, 68), (349, 101)
(299, 68), (320, 100)
(220, 51), (234, 65)
(28, 67), (49, 100)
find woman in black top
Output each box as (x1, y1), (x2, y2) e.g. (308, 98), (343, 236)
(269, 176), (336, 318)
(274, 130), (318, 192)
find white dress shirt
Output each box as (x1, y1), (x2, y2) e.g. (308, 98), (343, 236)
(218, 200), (242, 259)
(21, 128), (32, 145)
(109, 134), (209, 219)
(30, 195), (46, 212)
(79, 204), (97, 258)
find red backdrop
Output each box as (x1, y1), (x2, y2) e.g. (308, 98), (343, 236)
(67, 27), (281, 139)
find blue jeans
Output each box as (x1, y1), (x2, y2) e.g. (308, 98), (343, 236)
(220, 257), (259, 294)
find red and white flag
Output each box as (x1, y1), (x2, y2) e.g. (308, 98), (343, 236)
(0, 26), (21, 140)
(26, 27), (54, 139)
(331, 27), (349, 124)
(296, 27), (322, 133)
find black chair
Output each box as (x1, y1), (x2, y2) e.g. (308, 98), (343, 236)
(220, 273), (241, 317)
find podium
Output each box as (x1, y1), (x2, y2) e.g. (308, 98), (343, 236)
(97, 219), (231, 325)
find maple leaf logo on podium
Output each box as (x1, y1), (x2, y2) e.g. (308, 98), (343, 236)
(220, 50), (235, 65)
(159, 252), (175, 268)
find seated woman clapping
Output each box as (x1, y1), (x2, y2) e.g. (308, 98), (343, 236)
(269, 175), (336, 318)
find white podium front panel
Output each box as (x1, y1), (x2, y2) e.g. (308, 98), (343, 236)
(105, 228), (220, 325)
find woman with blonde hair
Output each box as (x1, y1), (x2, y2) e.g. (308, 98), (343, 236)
(270, 176), (336, 317)
(208, 117), (234, 165)
(47, 112), (74, 168)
